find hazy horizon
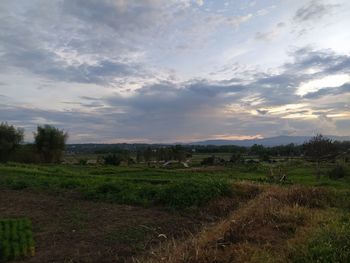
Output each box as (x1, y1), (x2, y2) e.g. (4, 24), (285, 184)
(1, 0), (350, 143)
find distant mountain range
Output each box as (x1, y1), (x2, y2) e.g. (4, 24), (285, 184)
(189, 135), (350, 147)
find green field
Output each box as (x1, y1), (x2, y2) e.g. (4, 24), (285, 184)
(0, 161), (349, 208)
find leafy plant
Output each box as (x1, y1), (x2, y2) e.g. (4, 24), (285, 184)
(0, 218), (35, 262)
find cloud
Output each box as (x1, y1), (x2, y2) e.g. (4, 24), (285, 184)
(255, 31), (278, 41)
(1, 0), (349, 142)
(256, 109), (268, 115)
(255, 21), (286, 42)
(277, 22), (286, 28)
(303, 83), (350, 99)
(294, 0), (339, 23)
(0, 0), (156, 86)
(0, 48), (140, 85)
(195, 0), (204, 6)
(95, 47), (349, 141)
(61, 0), (170, 33)
(287, 47), (350, 74)
(0, 0), (254, 87)
(227, 14), (253, 28)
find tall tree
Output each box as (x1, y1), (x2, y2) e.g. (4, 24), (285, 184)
(303, 134), (337, 180)
(34, 125), (68, 163)
(0, 122), (24, 162)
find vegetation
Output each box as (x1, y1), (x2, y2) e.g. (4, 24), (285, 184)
(327, 163), (348, 180)
(0, 123), (23, 163)
(0, 163), (235, 209)
(290, 215), (350, 263)
(102, 154), (123, 166)
(0, 218), (35, 262)
(303, 134), (338, 180)
(34, 125), (68, 163)
(139, 187), (350, 263)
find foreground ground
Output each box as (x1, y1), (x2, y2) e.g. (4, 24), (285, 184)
(0, 161), (349, 262)
(0, 188), (201, 263)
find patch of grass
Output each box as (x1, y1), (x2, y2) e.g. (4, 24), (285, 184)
(290, 214), (350, 263)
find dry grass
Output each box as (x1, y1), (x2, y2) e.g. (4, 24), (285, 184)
(199, 182), (262, 220)
(137, 186), (331, 263)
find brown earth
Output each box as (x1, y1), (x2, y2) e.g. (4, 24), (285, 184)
(0, 188), (199, 263)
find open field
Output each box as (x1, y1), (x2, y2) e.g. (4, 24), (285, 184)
(0, 161), (349, 262)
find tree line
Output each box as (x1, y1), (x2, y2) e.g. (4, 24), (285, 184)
(1, 122), (349, 170)
(0, 122), (67, 163)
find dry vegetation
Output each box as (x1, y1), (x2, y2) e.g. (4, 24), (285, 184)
(137, 186), (347, 263)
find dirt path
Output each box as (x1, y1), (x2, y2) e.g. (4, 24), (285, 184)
(0, 188), (197, 263)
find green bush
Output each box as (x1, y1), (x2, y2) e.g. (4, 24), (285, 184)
(103, 154), (123, 166)
(0, 218), (35, 262)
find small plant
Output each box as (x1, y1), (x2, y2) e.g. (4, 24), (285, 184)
(0, 218), (35, 262)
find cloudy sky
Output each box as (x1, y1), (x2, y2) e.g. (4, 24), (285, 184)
(1, 0), (350, 143)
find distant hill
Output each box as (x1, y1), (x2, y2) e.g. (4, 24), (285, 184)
(189, 135), (350, 147)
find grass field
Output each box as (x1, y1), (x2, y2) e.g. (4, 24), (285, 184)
(0, 160), (349, 262)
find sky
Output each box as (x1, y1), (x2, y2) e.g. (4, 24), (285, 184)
(0, 0), (350, 143)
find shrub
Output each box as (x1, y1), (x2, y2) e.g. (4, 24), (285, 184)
(103, 154), (123, 166)
(327, 164), (347, 180)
